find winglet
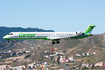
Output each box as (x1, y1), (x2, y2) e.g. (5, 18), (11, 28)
(84, 24), (96, 34)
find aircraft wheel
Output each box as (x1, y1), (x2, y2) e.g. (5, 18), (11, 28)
(52, 41), (55, 44)
(57, 41), (60, 44)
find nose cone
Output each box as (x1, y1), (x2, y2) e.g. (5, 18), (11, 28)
(3, 35), (9, 40)
(3, 36), (5, 39)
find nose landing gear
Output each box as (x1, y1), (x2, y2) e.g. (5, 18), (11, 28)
(8, 39), (9, 43)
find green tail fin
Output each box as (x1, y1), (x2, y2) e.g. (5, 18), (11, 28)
(84, 24), (96, 34)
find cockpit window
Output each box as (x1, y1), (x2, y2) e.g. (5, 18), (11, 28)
(9, 33), (13, 35)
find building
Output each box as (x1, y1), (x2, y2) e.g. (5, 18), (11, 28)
(95, 62), (104, 67)
(69, 57), (75, 62)
(75, 54), (81, 56)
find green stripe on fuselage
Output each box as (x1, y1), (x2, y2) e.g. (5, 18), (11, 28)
(74, 34), (91, 39)
(71, 34), (91, 39)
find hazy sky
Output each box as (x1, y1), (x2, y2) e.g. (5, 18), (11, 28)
(0, 0), (105, 34)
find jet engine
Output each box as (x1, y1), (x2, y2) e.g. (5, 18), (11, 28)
(76, 31), (85, 35)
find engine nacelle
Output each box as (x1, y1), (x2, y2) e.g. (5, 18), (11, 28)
(76, 31), (84, 35)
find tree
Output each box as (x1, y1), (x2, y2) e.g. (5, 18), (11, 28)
(51, 56), (54, 61)
(57, 54), (60, 64)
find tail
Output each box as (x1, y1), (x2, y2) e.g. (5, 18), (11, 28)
(71, 24), (96, 39)
(84, 24), (96, 34)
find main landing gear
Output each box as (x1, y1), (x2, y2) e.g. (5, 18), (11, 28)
(52, 40), (60, 44)
(52, 41), (55, 44)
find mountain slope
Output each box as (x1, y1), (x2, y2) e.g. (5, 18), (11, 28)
(1, 33), (105, 65)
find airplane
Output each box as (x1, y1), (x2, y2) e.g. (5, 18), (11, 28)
(3, 24), (96, 44)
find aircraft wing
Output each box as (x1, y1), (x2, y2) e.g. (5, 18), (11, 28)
(47, 37), (69, 40)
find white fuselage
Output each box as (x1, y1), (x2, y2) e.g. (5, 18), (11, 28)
(3, 32), (78, 40)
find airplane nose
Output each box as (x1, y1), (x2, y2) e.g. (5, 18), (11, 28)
(3, 36), (5, 39)
(3, 35), (9, 39)
(3, 36), (7, 39)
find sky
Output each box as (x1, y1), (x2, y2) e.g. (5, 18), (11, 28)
(0, 0), (105, 34)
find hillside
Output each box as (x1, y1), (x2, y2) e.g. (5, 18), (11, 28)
(25, 33), (105, 65)
(0, 26), (54, 43)
(1, 33), (105, 67)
